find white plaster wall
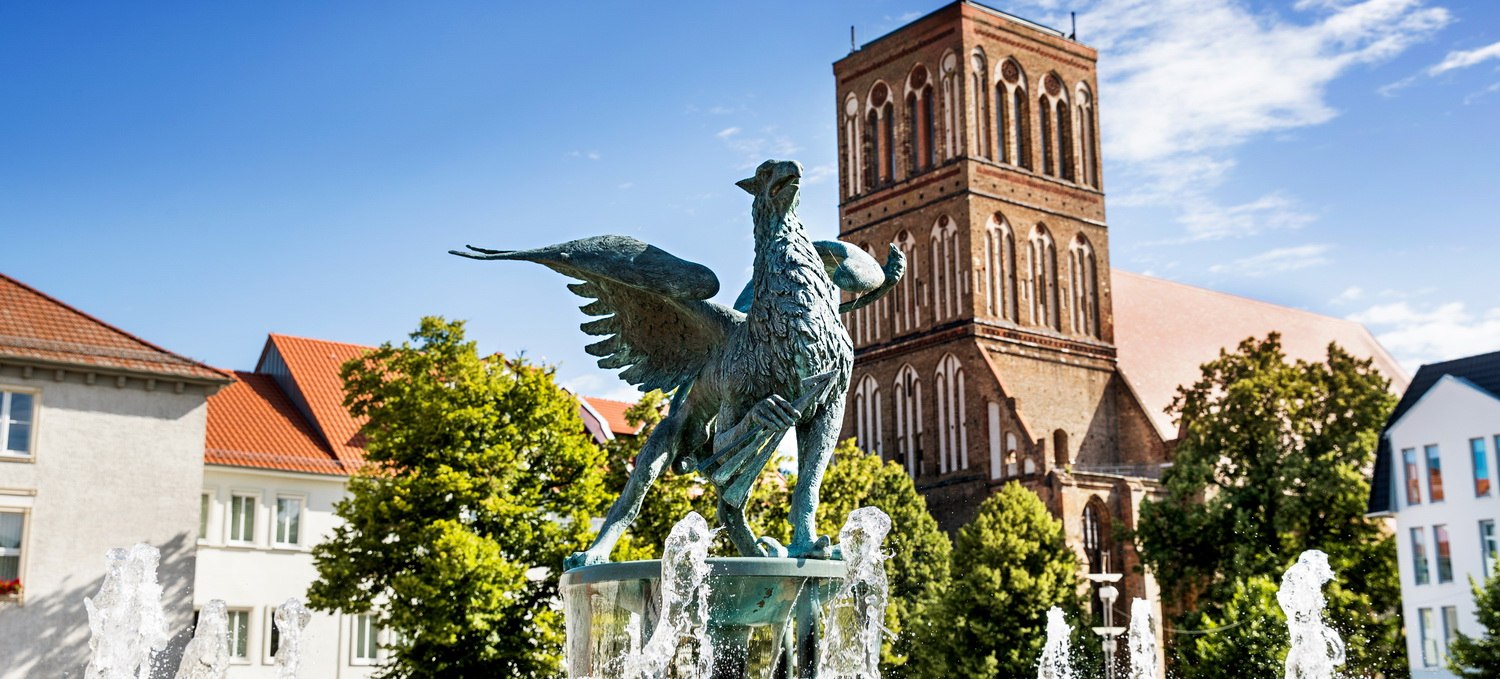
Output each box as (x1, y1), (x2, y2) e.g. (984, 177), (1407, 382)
(197, 466), (382, 678)
(0, 368), (209, 678)
(1389, 377), (1500, 678)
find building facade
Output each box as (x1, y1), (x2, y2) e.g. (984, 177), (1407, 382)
(0, 273), (230, 678)
(1368, 351), (1500, 677)
(832, 0), (1408, 647)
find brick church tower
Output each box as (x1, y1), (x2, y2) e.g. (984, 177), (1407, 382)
(833, 1), (1169, 625)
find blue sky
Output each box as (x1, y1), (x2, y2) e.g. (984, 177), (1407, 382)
(2, 1), (1497, 401)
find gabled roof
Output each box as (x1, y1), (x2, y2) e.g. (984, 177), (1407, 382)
(260, 334), (372, 470)
(1369, 349), (1500, 515)
(1111, 270), (1408, 439)
(206, 372), (343, 475)
(580, 396), (646, 437)
(0, 272), (228, 383)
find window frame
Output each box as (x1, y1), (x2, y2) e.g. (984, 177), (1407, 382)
(350, 613), (381, 665)
(227, 607), (253, 663)
(1435, 524), (1454, 583)
(264, 606), (284, 664)
(1403, 447), (1422, 506)
(1427, 444), (1445, 502)
(1474, 437), (1492, 497)
(227, 491), (260, 546)
(272, 494), (306, 549)
(1420, 607), (1438, 667)
(1442, 605), (1460, 666)
(198, 490), (213, 543)
(1483, 519), (1497, 578)
(1411, 527), (1431, 585)
(0, 387), (39, 461)
(0, 507), (29, 603)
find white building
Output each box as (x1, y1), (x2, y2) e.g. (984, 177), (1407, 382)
(1368, 350), (1500, 677)
(0, 272), (230, 678)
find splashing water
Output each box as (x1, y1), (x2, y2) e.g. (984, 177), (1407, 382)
(1037, 607), (1076, 679)
(1278, 550), (1345, 679)
(273, 598), (314, 678)
(174, 600), (230, 679)
(84, 543), (170, 679)
(818, 506), (892, 678)
(622, 512), (714, 678)
(1127, 598), (1158, 679)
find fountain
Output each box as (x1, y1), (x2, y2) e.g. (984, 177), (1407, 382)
(1037, 607), (1076, 679)
(173, 599), (229, 679)
(1126, 598), (1157, 679)
(1278, 550), (1345, 679)
(84, 543), (170, 679)
(273, 597), (313, 678)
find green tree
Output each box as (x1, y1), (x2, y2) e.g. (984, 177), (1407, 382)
(1133, 333), (1402, 677)
(603, 390), (718, 561)
(909, 482), (1083, 678)
(1175, 577), (1288, 679)
(306, 317), (608, 678)
(1449, 570), (1500, 677)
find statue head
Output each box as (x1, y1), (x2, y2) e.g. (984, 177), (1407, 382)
(737, 159), (802, 220)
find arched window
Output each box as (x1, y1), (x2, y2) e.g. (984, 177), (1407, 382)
(1029, 225), (1059, 330)
(970, 51), (991, 161)
(864, 108), (879, 192)
(936, 354), (967, 474)
(1057, 91), (1075, 182)
(1038, 74), (1073, 180)
(1001, 60), (1031, 170)
(867, 82), (895, 187)
(988, 401), (1003, 480)
(941, 52), (959, 160)
(894, 364), (924, 478)
(843, 95), (862, 198)
(853, 374), (883, 456)
(929, 216), (960, 321)
(1038, 92), (1053, 177)
(1069, 234), (1100, 338)
(1082, 500), (1106, 573)
(894, 231), (919, 333)
(1077, 83), (1099, 188)
(984, 213), (1018, 322)
(1005, 432), (1019, 477)
(906, 65), (935, 175)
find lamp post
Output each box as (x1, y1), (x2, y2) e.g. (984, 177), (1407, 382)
(1086, 571), (1125, 679)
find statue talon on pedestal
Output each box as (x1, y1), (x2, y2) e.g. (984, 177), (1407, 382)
(453, 159), (904, 570)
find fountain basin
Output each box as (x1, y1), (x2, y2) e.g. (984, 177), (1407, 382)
(561, 557), (846, 678)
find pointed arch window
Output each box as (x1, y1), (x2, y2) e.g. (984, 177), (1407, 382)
(1077, 84), (1099, 188)
(1069, 234), (1100, 338)
(1039, 93), (1053, 177)
(1000, 60), (1031, 170)
(853, 374), (884, 456)
(984, 213), (1018, 322)
(843, 95), (862, 198)
(867, 82), (895, 187)
(1083, 500), (1111, 573)
(935, 354), (968, 474)
(894, 231), (920, 334)
(929, 216), (960, 321)
(941, 52), (959, 160)
(845, 243), (884, 346)
(1029, 224), (1059, 330)
(894, 364), (924, 478)
(1038, 74), (1075, 181)
(970, 51), (991, 161)
(906, 65), (936, 175)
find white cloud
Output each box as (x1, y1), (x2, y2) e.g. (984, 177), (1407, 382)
(714, 126), (801, 169)
(1175, 192), (1316, 242)
(802, 164), (836, 185)
(569, 150), (602, 161)
(1349, 301), (1500, 370)
(1332, 286), (1364, 304)
(716, 127), (741, 139)
(1208, 243), (1332, 276)
(617, 182), (633, 190)
(1428, 40), (1500, 75)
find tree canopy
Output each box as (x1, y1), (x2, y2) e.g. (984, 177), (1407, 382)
(306, 317), (608, 678)
(1449, 569), (1500, 677)
(1133, 333), (1402, 677)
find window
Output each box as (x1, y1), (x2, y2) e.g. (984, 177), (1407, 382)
(1411, 527), (1430, 585)
(1483, 520), (1498, 576)
(985, 214), (1017, 322)
(0, 390), (35, 457)
(1427, 444), (1445, 501)
(1077, 84), (1099, 187)
(1475, 438), (1492, 496)
(0, 511), (23, 589)
(894, 364), (924, 478)
(852, 375), (883, 456)
(1082, 502), (1106, 573)
(1420, 607), (1437, 667)
(1436, 524), (1453, 583)
(970, 51), (991, 160)
(1443, 605), (1460, 666)
(353, 614), (380, 663)
(940, 51), (959, 161)
(1069, 235), (1100, 338)
(843, 95), (862, 198)
(893, 231), (919, 333)
(274, 497), (303, 547)
(1403, 448), (1421, 505)
(988, 402), (1003, 480)
(268, 608), (282, 658)
(1029, 225), (1059, 330)
(935, 354), (967, 474)
(906, 65), (935, 174)
(229, 493), (256, 544)
(1038, 94), (1053, 176)
(929, 216), (960, 321)
(199, 493), (210, 541)
(228, 609), (251, 660)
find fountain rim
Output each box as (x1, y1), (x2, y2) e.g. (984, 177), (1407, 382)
(561, 556), (847, 585)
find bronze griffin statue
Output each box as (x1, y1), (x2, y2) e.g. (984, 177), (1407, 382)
(453, 160), (903, 570)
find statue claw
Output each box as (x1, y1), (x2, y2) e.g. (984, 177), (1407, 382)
(564, 549), (608, 571)
(756, 536), (789, 558)
(786, 535), (835, 560)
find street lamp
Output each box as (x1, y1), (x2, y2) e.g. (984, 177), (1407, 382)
(1086, 571), (1125, 679)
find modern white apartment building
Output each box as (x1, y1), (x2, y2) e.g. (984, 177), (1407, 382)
(1368, 350), (1500, 677)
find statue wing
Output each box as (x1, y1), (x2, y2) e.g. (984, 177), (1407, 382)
(452, 235), (741, 392)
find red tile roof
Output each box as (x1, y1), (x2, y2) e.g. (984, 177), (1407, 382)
(205, 372), (343, 475)
(0, 273), (228, 383)
(261, 334), (372, 471)
(1111, 270), (1409, 439)
(580, 396), (645, 436)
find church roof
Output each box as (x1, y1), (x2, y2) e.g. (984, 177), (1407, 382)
(1367, 349), (1500, 515)
(0, 272), (229, 384)
(1111, 270), (1408, 440)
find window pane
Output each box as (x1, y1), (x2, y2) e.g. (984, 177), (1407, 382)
(1421, 608), (1437, 666)
(0, 513), (21, 549)
(1404, 448), (1422, 505)
(5, 422), (29, 454)
(1428, 445), (1445, 501)
(1484, 520), (1498, 577)
(230, 611), (249, 658)
(1436, 525), (1453, 583)
(199, 494), (209, 540)
(1475, 438), (1492, 496)
(1443, 605), (1460, 664)
(276, 498), (301, 545)
(270, 618), (281, 657)
(1412, 527), (1430, 585)
(0, 556), (17, 581)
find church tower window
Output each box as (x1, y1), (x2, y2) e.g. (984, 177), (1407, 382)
(985, 213), (1018, 322)
(930, 216), (960, 321)
(1029, 224), (1059, 330)
(941, 52), (959, 160)
(970, 51), (991, 161)
(1070, 234), (1100, 338)
(894, 364), (924, 478)
(843, 95), (862, 198)
(1077, 83), (1099, 188)
(894, 231), (919, 333)
(936, 354), (968, 474)
(853, 374), (883, 456)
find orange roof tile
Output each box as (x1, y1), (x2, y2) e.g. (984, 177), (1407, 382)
(206, 371), (344, 475)
(262, 334), (373, 471)
(581, 396), (645, 436)
(1111, 270), (1409, 439)
(0, 272), (229, 383)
